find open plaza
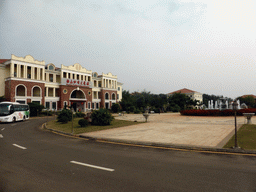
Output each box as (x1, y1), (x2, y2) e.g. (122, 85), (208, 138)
(80, 113), (250, 148)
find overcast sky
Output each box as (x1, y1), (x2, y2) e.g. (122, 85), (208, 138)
(1, 0), (256, 99)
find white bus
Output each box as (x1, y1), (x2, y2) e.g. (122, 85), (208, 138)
(0, 102), (30, 123)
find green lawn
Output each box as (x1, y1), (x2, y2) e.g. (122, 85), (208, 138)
(46, 118), (143, 134)
(224, 124), (256, 150)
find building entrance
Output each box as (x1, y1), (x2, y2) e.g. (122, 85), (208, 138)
(70, 89), (86, 112)
(71, 101), (86, 112)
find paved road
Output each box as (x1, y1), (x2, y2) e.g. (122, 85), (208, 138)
(1, 118), (256, 192)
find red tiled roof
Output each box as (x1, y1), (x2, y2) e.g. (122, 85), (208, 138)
(240, 95), (256, 99)
(0, 59), (9, 64)
(168, 88), (197, 95)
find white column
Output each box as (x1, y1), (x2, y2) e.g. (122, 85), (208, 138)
(37, 68), (40, 80)
(46, 73), (49, 82)
(17, 64), (21, 78)
(39, 68), (42, 80)
(46, 87), (48, 97)
(53, 88), (56, 97)
(23, 65), (26, 78)
(53, 74), (56, 83)
(31, 67), (35, 79)
(10, 63), (14, 77)
(42, 68), (45, 81)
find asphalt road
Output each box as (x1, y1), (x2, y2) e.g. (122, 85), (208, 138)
(0, 118), (256, 192)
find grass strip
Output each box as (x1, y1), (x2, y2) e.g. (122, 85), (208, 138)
(224, 124), (256, 150)
(46, 118), (144, 134)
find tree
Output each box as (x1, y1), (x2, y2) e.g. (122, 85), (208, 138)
(28, 102), (44, 117)
(168, 93), (198, 111)
(120, 90), (135, 111)
(203, 94), (232, 107)
(237, 96), (255, 108)
(111, 103), (120, 113)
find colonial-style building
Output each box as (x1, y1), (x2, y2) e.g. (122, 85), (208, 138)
(0, 54), (123, 112)
(167, 88), (203, 103)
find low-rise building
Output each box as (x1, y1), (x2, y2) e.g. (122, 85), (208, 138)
(167, 88), (203, 103)
(0, 54), (123, 112)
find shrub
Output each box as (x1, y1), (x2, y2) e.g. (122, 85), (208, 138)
(91, 108), (114, 126)
(111, 103), (120, 113)
(75, 112), (85, 118)
(40, 110), (53, 116)
(57, 109), (72, 123)
(78, 119), (89, 127)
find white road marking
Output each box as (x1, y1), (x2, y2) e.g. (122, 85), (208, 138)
(13, 144), (27, 150)
(70, 161), (115, 172)
(1, 128), (5, 131)
(0, 134), (3, 138)
(11, 124), (17, 127)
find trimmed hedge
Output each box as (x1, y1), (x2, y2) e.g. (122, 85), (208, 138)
(91, 108), (114, 126)
(180, 109), (256, 116)
(57, 109), (72, 123)
(78, 119), (89, 127)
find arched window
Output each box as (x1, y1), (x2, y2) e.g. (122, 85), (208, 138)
(112, 93), (116, 100)
(105, 93), (109, 100)
(71, 90), (85, 99)
(33, 86), (41, 97)
(16, 85), (26, 96)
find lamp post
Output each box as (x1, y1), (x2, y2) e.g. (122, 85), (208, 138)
(232, 100), (238, 148)
(71, 107), (74, 134)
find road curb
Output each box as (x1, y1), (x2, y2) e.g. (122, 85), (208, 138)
(42, 123), (256, 155)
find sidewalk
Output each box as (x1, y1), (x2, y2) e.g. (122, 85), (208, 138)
(80, 113), (248, 148)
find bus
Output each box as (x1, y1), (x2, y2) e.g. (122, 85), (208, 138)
(0, 102), (30, 123)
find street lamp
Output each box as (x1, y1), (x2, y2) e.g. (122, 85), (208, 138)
(71, 107), (74, 134)
(232, 100), (238, 148)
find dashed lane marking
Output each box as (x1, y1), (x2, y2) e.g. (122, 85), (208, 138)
(11, 124), (17, 127)
(0, 134), (3, 138)
(70, 161), (115, 172)
(1, 128), (5, 131)
(13, 144), (27, 150)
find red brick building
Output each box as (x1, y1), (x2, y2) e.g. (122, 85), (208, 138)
(0, 55), (123, 111)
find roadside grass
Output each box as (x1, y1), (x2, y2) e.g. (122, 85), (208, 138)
(46, 118), (143, 134)
(224, 124), (256, 150)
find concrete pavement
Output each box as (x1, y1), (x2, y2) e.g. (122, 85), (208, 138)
(80, 113), (249, 148)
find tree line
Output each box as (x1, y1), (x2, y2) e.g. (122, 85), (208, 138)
(118, 90), (199, 113)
